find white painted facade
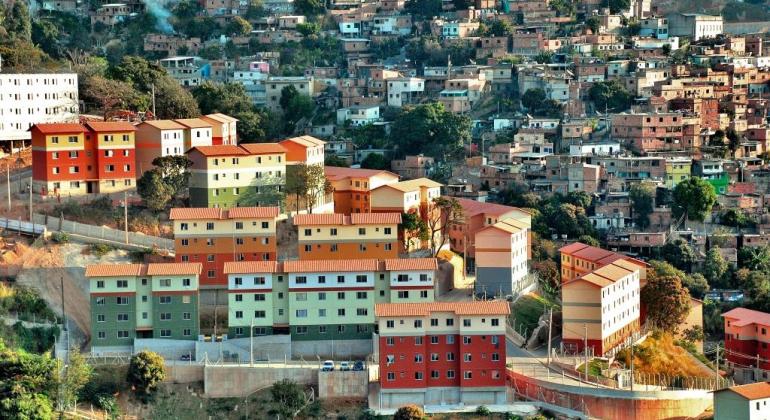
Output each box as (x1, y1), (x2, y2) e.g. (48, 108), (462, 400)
(0, 73), (79, 142)
(600, 269), (640, 339)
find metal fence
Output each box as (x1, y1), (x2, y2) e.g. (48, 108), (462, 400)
(33, 213), (173, 252)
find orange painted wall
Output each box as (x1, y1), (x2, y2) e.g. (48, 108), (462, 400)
(298, 241), (399, 260)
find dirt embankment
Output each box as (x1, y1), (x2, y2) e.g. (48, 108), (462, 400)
(14, 241), (134, 350)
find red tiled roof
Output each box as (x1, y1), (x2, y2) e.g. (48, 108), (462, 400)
(453, 197), (530, 217)
(85, 121), (137, 132)
(223, 261), (280, 274)
(375, 301), (510, 317)
(572, 245), (616, 262)
(85, 264), (146, 277)
(145, 263), (202, 276)
(722, 307), (770, 327)
(239, 143), (287, 155)
(558, 242), (590, 254)
(324, 166), (398, 181)
(175, 118), (212, 128)
(293, 213), (345, 225)
(170, 208), (223, 220)
(283, 259), (380, 273)
(383, 258), (438, 271)
(293, 213), (401, 226)
(188, 145), (250, 157)
(716, 382), (770, 400)
(350, 212), (401, 225)
(30, 123), (86, 134)
(279, 135), (326, 148)
(227, 207), (280, 219)
(170, 207), (280, 220)
(139, 120), (186, 130)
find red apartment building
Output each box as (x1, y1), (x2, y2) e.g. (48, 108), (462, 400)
(374, 301), (509, 407)
(31, 122), (137, 196)
(722, 307), (770, 378)
(611, 112), (684, 153)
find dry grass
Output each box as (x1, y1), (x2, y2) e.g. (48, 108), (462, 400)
(617, 333), (713, 378)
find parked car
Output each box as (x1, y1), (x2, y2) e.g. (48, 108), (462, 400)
(339, 361), (352, 371)
(353, 360), (365, 371)
(180, 354), (192, 361)
(321, 360), (335, 371)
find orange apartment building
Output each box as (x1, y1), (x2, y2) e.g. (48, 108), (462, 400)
(559, 242), (647, 283)
(324, 166), (399, 214)
(448, 198), (532, 261)
(293, 213), (401, 260)
(722, 307), (770, 377)
(170, 207), (280, 288)
(370, 178), (443, 218)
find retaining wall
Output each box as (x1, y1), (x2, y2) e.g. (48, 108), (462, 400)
(318, 371), (368, 399)
(203, 365), (318, 398)
(508, 369), (712, 420)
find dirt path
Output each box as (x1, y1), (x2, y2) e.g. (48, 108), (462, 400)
(15, 241), (133, 350)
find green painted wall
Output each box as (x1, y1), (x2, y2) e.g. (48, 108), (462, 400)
(91, 295), (136, 347)
(151, 294), (199, 340)
(229, 291), (274, 328)
(228, 326), (275, 339)
(290, 323), (374, 341)
(288, 290), (375, 326)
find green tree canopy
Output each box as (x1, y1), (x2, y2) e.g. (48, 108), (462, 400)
(360, 153), (389, 170)
(641, 274), (691, 332)
(703, 248), (729, 287)
(389, 102), (470, 160)
(137, 170), (175, 211)
(672, 177), (717, 222)
(394, 404), (425, 420)
(661, 238), (697, 271)
(405, 0), (442, 18)
(127, 351), (165, 395)
(629, 183), (655, 229)
(479, 19), (513, 37)
(0, 340), (57, 419)
(588, 80), (634, 112)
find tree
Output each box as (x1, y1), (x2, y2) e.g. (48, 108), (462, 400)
(0, 340), (57, 419)
(684, 273), (710, 299)
(270, 379), (307, 418)
(521, 88), (546, 112)
(54, 348), (93, 410)
(127, 351), (165, 395)
(727, 128), (741, 154)
(682, 326), (705, 343)
(285, 164), (331, 213)
(149, 75), (200, 119)
(360, 153), (389, 170)
(192, 82), (267, 140)
(80, 75), (149, 117)
(578, 235), (600, 247)
(607, 0), (630, 14)
(480, 19), (512, 37)
(279, 85), (314, 133)
(703, 248), (729, 286)
(137, 170), (174, 211)
(586, 16), (600, 33)
(324, 155), (348, 167)
(296, 22), (321, 37)
(394, 404), (425, 420)
(739, 246), (770, 273)
(426, 197), (464, 256)
(294, 0), (324, 15)
(226, 16), (252, 36)
(672, 177), (717, 222)
(31, 19), (60, 58)
(641, 275), (691, 332)
(661, 239), (697, 271)
(151, 155), (193, 195)
(588, 80), (633, 112)
(401, 211), (430, 250)
(5, 1), (31, 40)
(532, 260), (559, 300)
(533, 50), (554, 64)
(629, 183), (655, 229)
(390, 103), (470, 160)
(404, 0), (442, 18)
(720, 208), (753, 228)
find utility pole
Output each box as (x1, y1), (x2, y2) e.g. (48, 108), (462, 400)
(123, 191), (129, 244)
(630, 343), (634, 391)
(250, 318), (254, 367)
(151, 84), (157, 117)
(28, 183), (32, 222)
(6, 162), (10, 211)
(546, 308), (553, 367)
(715, 343), (720, 389)
(584, 323), (588, 382)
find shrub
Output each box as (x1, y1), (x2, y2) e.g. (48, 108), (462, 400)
(476, 405), (491, 415)
(50, 232), (70, 243)
(90, 244), (114, 257)
(127, 351), (165, 396)
(393, 405), (424, 420)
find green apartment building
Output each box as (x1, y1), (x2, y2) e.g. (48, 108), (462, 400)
(223, 258), (439, 341)
(86, 263), (203, 350)
(187, 144), (287, 208)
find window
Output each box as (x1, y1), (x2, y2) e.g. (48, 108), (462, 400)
(116, 297), (129, 305)
(414, 320), (422, 328)
(463, 319), (471, 327)
(357, 308), (368, 316)
(318, 309), (326, 317)
(420, 290), (428, 298)
(447, 335), (455, 344)
(447, 370), (455, 379)
(357, 291), (367, 299)
(117, 330), (129, 338)
(415, 372), (423, 380)
(464, 371), (472, 379)
(386, 320), (395, 328)
(337, 292), (345, 299)
(318, 292), (326, 300)
(431, 353), (439, 361)
(491, 318), (499, 326)
(338, 308), (346, 316)
(415, 336), (423, 345)
(464, 353), (472, 362)
(398, 291), (409, 299)
(447, 352), (455, 361)
(96, 280), (104, 288)
(183, 328), (191, 336)
(358, 228), (366, 235)
(95, 297), (105, 305)
(97, 331), (106, 339)
(386, 337), (395, 345)
(431, 370), (440, 379)
(384, 227), (391, 235)
(296, 276), (307, 284)
(492, 353), (500, 361)
(415, 354), (423, 362)
(159, 279), (171, 287)
(330, 228), (337, 236)
(387, 372), (395, 381)
(160, 329), (172, 338)
(116, 280), (128, 288)
(97, 314), (105, 322)
(255, 310), (266, 318)
(356, 275), (367, 283)
(463, 336), (471, 344)
(296, 309), (308, 317)
(206, 222), (215, 230)
(446, 319), (454, 326)
(160, 296), (171, 304)
(296, 293), (307, 301)
(183, 312), (191, 320)
(160, 313), (172, 321)
(337, 275), (345, 283)
(318, 275), (326, 284)
(183, 278), (191, 287)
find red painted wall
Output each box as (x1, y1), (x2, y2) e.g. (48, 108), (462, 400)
(379, 333), (506, 390)
(96, 147), (136, 180)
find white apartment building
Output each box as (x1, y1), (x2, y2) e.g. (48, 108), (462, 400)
(667, 13), (723, 41)
(0, 73), (79, 142)
(159, 56), (209, 87)
(336, 105), (380, 126)
(134, 120), (187, 174)
(387, 77), (424, 107)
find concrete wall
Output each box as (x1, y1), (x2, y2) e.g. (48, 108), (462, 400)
(378, 387), (507, 408)
(204, 365), (318, 398)
(165, 364), (205, 384)
(508, 369), (713, 420)
(318, 371), (368, 399)
(291, 339), (372, 359)
(134, 338), (196, 360)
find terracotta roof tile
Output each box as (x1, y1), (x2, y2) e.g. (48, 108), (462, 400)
(717, 382), (770, 400)
(453, 197), (530, 218)
(722, 307), (770, 327)
(280, 135), (326, 148)
(292, 213), (345, 225)
(223, 261), (280, 274)
(324, 166), (398, 181)
(203, 113), (239, 123)
(375, 301), (510, 317)
(174, 118), (212, 129)
(85, 121), (137, 132)
(283, 259), (380, 273)
(30, 123), (86, 134)
(293, 213), (401, 226)
(139, 120), (186, 130)
(239, 143), (287, 154)
(170, 208), (223, 220)
(85, 264), (146, 277)
(558, 242), (590, 254)
(188, 145), (250, 157)
(145, 263), (202, 276)
(349, 213), (401, 225)
(383, 258), (438, 271)
(572, 245), (616, 262)
(227, 207), (280, 219)
(378, 178), (443, 192)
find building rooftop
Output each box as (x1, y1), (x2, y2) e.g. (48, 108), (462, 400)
(202, 113), (239, 123)
(188, 145), (250, 157)
(382, 258), (438, 271)
(454, 197), (530, 218)
(139, 120), (186, 130)
(378, 178), (443, 193)
(375, 301), (511, 317)
(324, 166), (398, 181)
(715, 382), (770, 400)
(30, 123), (86, 134)
(85, 121), (137, 132)
(279, 135), (326, 148)
(86, 263), (202, 277)
(223, 261), (280, 274)
(239, 143), (287, 155)
(174, 118), (212, 129)
(169, 207), (280, 220)
(722, 307), (770, 327)
(293, 213), (401, 226)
